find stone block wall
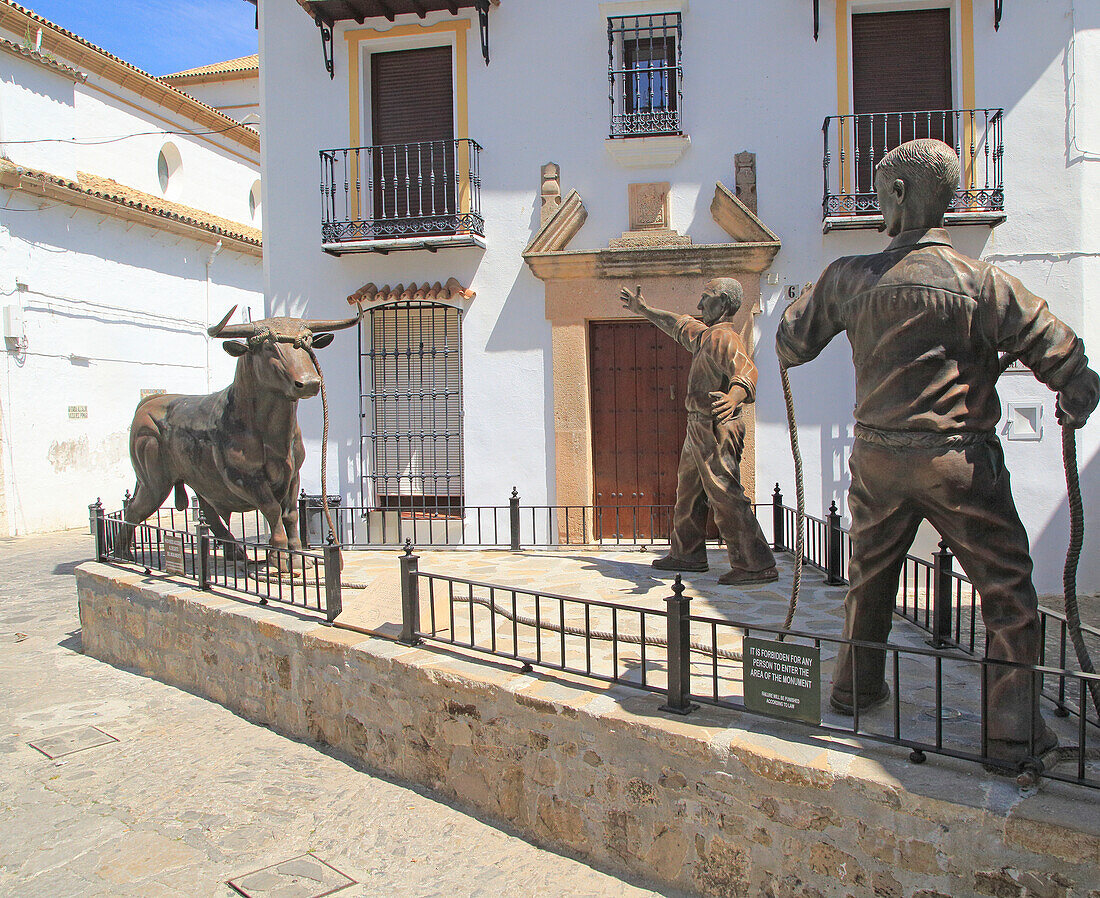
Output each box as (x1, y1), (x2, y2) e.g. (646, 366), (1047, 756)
(76, 564), (1100, 898)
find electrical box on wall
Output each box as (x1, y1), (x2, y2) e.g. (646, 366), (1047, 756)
(3, 303), (24, 341)
(1005, 402), (1043, 441)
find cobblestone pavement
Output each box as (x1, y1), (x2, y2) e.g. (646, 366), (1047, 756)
(0, 530), (674, 897)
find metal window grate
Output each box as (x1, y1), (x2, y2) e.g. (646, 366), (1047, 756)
(360, 301), (463, 511)
(607, 13), (683, 137)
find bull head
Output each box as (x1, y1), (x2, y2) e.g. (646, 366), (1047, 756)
(208, 304), (363, 400)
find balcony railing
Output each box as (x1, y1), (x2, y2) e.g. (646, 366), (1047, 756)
(319, 138), (483, 252)
(822, 109), (1004, 231)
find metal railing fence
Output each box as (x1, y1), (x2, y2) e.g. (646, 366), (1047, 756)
(92, 501), (340, 621)
(398, 549), (1099, 790)
(822, 108), (1004, 220)
(320, 139), (483, 245)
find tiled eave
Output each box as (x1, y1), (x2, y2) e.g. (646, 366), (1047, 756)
(0, 1), (259, 156)
(0, 161), (262, 257)
(0, 37), (84, 81)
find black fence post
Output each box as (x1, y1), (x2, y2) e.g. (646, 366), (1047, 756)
(826, 501), (844, 585)
(659, 575), (698, 715)
(93, 498), (106, 561)
(772, 483), (784, 551)
(509, 486), (521, 551)
(930, 539), (953, 648)
(399, 539), (420, 645)
(197, 514), (211, 590)
(324, 537), (342, 622)
(298, 490), (310, 549)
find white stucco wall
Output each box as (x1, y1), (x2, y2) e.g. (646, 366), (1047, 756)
(169, 75), (260, 124)
(0, 23), (264, 535)
(259, 0), (1099, 592)
(0, 35), (260, 227)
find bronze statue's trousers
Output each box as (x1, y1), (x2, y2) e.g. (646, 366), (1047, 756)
(669, 413), (776, 572)
(835, 436), (1047, 744)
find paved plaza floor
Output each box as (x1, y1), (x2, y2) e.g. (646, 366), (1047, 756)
(0, 530), (673, 897)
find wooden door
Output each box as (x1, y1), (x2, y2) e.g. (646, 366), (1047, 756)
(852, 9), (953, 194)
(589, 321), (691, 539)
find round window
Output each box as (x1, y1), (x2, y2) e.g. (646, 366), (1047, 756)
(157, 142), (182, 196)
(248, 180), (262, 222)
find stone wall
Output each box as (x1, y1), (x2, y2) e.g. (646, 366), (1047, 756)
(77, 563), (1100, 898)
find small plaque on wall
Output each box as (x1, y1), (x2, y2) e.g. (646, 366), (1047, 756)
(743, 636), (821, 725)
(163, 533), (186, 576)
(68, 405), (87, 419)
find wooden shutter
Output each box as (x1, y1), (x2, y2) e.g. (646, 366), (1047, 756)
(852, 10), (952, 115)
(370, 47), (454, 145)
(852, 10), (953, 193)
(369, 47), (455, 231)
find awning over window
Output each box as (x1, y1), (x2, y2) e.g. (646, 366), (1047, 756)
(298, 0), (500, 66)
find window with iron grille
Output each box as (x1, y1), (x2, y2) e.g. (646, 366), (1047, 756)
(608, 13), (682, 137)
(361, 302), (463, 512)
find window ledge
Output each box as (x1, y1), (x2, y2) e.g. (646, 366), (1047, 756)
(604, 134), (690, 168)
(822, 210), (1006, 234)
(322, 233), (486, 256)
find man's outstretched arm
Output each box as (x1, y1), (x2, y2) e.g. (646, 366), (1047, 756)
(620, 285), (682, 339)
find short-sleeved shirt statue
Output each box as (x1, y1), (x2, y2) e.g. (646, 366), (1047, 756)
(672, 316), (757, 416)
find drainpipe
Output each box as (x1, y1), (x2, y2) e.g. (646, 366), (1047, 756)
(205, 239), (223, 391)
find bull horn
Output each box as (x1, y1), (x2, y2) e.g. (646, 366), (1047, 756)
(302, 300), (366, 334)
(209, 306), (264, 340)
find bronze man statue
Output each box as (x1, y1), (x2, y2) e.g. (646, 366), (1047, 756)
(777, 139), (1099, 764)
(620, 279), (778, 585)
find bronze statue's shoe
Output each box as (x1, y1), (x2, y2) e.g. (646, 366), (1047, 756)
(718, 566), (778, 585)
(985, 729), (1059, 771)
(652, 555), (708, 572)
(829, 682), (891, 716)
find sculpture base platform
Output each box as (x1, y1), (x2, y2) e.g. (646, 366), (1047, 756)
(76, 551), (1099, 897)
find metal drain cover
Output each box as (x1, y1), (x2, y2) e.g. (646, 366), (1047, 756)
(28, 725), (118, 759)
(228, 853), (355, 898)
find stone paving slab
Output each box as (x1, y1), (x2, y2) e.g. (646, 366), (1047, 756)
(0, 531), (672, 897)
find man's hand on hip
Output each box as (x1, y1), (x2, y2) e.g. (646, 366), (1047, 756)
(710, 388), (745, 423)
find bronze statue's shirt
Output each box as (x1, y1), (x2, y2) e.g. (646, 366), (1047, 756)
(672, 316), (757, 415)
(775, 228), (1089, 434)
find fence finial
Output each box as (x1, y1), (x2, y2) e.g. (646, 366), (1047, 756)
(673, 573), (684, 597)
(403, 537), (413, 557)
(511, 486), (519, 500)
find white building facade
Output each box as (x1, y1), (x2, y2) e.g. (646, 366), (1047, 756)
(255, 0), (1100, 594)
(0, 1), (264, 535)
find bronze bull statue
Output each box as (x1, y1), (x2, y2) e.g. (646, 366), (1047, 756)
(117, 304), (362, 566)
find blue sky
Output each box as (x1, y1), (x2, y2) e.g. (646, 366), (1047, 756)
(26, 0), (258, 77)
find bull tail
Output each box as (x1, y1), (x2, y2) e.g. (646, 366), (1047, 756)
(174, 481), (188, 511)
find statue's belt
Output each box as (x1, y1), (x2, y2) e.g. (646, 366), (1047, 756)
(687, 410), (742, 423)
(854, 423), (992, 450)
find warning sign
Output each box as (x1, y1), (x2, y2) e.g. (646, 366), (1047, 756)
(163, 533), (186, 576)
(743, 637), (821, 725)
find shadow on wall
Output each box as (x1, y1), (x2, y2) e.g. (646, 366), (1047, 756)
(1031, 434), (1100, 598)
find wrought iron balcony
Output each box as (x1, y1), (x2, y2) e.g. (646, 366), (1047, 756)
(822, 108), (1005, 232)
(319, 138), (484, 254)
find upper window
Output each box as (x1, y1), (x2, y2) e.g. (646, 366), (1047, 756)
(607, 13), (682, 138)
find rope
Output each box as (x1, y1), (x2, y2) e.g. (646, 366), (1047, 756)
(1061, 425), (1100, 718)
(779, 364), (805, 635)
(305, 344), (339, 550)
